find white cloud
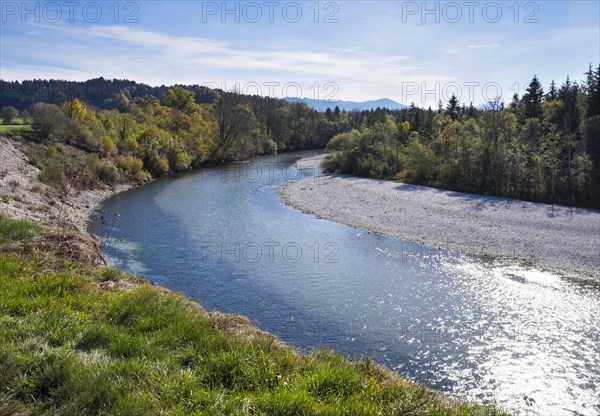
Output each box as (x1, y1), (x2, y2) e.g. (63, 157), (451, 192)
(466, 43), (501, 49)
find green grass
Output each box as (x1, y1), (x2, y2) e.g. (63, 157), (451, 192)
(0, 116), (26, 124)
(0, 124), (32, 133)
(0, 215), (42, 244)
(0, 217), (509, 415)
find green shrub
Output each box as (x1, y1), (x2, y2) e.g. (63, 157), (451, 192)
(265, 139), (278, 155)
(99, 135), (116, 155)
(86, 152), (100, 166)
(322, 151), (345, 173)
(152, 157), (169, 176)
(326, 130), (359, 152)
(115, 155), (143, 175)
(40, 164), (68, 189)
(134, 170), (152, 183)
(0, 106), (19, 124)
(95, 160), (120, 185)
(28, 143), (96, 190)
(173, 151), (192, 171)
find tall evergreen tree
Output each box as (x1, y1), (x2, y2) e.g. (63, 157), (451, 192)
(558, 77), (581, 134)
(547, 80), (557, 100)
(334, 105), (341, 119)
(585, 64), (600, 118)
(467, 102), (477, 118)
(325, 107), (333, 121)
(509, 93), (522, 120)
(446, 95), (459, 120)
(521, 75), (544, 119)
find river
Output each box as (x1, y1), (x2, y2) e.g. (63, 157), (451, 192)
(92, 151), (600, 415)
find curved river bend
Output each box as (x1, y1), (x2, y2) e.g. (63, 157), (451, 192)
(93, 152), (600, 416)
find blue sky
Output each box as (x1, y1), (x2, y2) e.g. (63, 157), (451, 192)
(1, 0), (598, 107)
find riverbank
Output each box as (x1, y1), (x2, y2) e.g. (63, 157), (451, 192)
(281, 156), (600, 279)
(0, 136), (133, 235)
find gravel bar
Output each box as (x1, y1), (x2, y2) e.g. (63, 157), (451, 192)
(281, 156), (600, 279)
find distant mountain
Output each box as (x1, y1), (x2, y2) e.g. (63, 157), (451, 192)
(476, 101), (503, 110)
(284, 97), (407, 112)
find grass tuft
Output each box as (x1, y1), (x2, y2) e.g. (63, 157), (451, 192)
(0, 214), (42, 244)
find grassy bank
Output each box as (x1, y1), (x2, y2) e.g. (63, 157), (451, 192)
(0, 124), (32, 133)
(0, 216), (507, 415)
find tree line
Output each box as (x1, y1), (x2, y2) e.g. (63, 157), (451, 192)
(324, 64), (600, 208)
(2, 68), (599, 207)
(0, 78), (217, 111)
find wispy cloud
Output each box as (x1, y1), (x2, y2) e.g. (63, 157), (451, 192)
(2, 23), (449, 101)
(466, 44), (501, 49)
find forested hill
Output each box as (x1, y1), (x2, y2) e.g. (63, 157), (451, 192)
(0, 78), (220, 111)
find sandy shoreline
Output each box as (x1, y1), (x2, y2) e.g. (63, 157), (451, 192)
(0, 136), (132, 234)
(281, 156), (600, 279)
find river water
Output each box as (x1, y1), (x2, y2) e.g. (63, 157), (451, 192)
(92, 152), (600, 415)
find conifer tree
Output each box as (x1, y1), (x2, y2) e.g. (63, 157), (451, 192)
(521, 75), (544, 119)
